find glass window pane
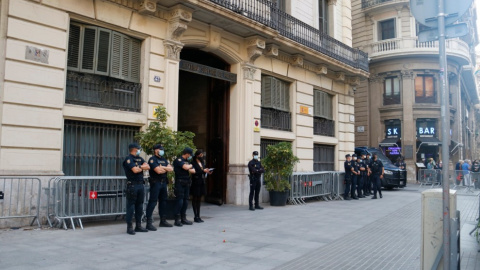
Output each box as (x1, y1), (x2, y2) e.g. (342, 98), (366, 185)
(425, 76), (434, 97)
(415, 77), (424, 97)
(385, 78), (392, 96)
(393, 77), (400, 95)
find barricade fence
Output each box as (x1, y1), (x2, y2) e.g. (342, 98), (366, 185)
(288, 171), (344, 205)
(47, 176), (150, 230)
(418, 169), (442, 188)
(0, 177), (41, 227)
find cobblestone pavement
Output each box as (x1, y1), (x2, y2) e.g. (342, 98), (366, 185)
(0, 185), (478, 269)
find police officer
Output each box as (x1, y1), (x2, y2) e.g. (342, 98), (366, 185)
(146, 144), (173, 231)
(344, 154), (353, 200)
(173, 147), (196, 226)
(357, 153), (367, 198)
(364, 153), (372, 196)
(350, 154), (359, 200)
(123, 143), (150, 235)
(471, 160), (480, 189)
(248, 151), (265, 211)
(370, 154), (384, 199)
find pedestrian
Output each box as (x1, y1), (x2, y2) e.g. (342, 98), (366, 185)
(358, 153), (368, 197)
(370, 154), (384, 199)
(351, 154), (360, 200)
(173, 147), (196, 226)
(462, 160), (471, 187)
(364, 153), (372, 195)
(426, 158), (435, 170)
(344, 154), (354, 201)
(248, 151), (265, 211)
(123, 143), (150, 235)
(191, 150), (212, 222)
(395, 157), (406, 170)
(471, 160), (480, 189)
(455, 160), (464, 186)
(146, 144), (173, 231)
(434, 160), (443, 185)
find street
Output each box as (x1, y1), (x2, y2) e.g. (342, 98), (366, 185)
(0, 185), (479, 270)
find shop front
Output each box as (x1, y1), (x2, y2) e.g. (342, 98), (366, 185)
(379, 119), (402, 163)
(416, 119), (442, 163)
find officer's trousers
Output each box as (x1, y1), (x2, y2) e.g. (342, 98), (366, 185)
(126, 183), (145, 224)
(344, 178), (351, 198)
(174, 180), (190, 216)
(146, 180), (168, 219)
(351, 175), (358, 198)
(372, 175), (382, 197)
(364, 174), (371, 194)
(357, 174), (364, 196)
(249, 176), (261, 206)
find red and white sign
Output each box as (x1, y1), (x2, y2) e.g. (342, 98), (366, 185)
(89, 191), (98, 199)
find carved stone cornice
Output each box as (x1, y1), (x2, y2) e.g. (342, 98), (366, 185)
(401, 69), (414, 78)
(315, 64), (328, 76)
(265, 44), (279, 58)
(291, 54), (304, 67)
(242, 64), (257, 80)
(138, 0), (156, 15)
(164, 40), (183, 61)
(334, 72), (345, 82)
(369, 74), (382, 83)
(167, 5), (192, 41)
(347, 76), (360, 86)
(246, 36), (266, 64)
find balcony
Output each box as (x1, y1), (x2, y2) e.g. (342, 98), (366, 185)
(261, 107), (291, 131)
(366, 37), (472, 65)
(313, 117), (335, 137)
(361, 0), (408, 12)
(209, 0), (369, 72)
(383, 94), (401, 106)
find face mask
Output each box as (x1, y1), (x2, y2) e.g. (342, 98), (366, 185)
(159, 150), (165, 156)
(254, 155), (259, 160)
(187, 156), (192, 161)
(136, 149), (141, 156)
(353, 157), (357, 161)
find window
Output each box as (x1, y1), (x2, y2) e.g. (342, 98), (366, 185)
(313, 90), (335, 136)
(379, 19), (395, 40)
(260, 139), (288, 160)
(261, 76), (291, 131)
(63, 120), (139, 176)
(383, 77), (400, 105)
(415, 75), (436, 103)
(319, 0), (328, 34)
(314, 144), (335, 171)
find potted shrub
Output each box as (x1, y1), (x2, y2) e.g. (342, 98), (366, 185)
(262, 142), (299, 206)
(136, 106), (196, 218)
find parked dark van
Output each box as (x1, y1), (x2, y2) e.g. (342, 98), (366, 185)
(354, 147), (407, 189)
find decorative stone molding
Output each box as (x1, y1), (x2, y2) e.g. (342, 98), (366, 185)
(138, 0), (156, 15)
(164, 40), (184, 61)
(265, 44), (279, 58)
(369, 74), (382, 83)
(242, 64), (257, 80)
(334, 72), (345, 82)
(167, 5), (193, 41)
(347, 76), (360, 86)
(291, 54), (304, 67)
(401, 69), (414, 78)
(315, 64), (328, 75)
(246, 36), (266, 64)
(328, 0), (337, 5)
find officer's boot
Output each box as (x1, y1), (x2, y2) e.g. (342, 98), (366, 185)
(146, 218), (157, 231)
(126, 223), (135, 235)
(181, 214), (193, 225)
(255, 204), (264, 210)
(159, 216), (173, 227)
(249, 204), (255, 211)
(134, 222), (148, 232)
(174, 215), (183, 227)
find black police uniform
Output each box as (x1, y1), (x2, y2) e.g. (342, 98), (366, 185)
(123, 154), (146, 231)
(471, 161), (480, 189)
(248, 158), (265, 210)
(370, 159), (384, 199)
(146, 154), (171, 228)
(173, 156), (192, 225)
(364, 157), (372, 195)
(351, 156), (359, 199)
(357, 158), (367, 197)
(344, 159), (353, 200)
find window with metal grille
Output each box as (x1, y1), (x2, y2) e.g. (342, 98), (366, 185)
(260, 139), (289, 159)
(379, 19), (395, 40)
(314, 144), (335, 171)
(63, 120), (139, 176)
(383, 77), (401, 105)
(261, 75), (291, 131)
(313, 90), (334, 136)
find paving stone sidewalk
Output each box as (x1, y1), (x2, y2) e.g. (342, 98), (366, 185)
(0, 185), (478, 269)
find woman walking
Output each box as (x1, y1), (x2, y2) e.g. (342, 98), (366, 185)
(191, 150), (212, 223)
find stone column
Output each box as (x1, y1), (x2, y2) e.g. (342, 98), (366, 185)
(401, 69), (416, 182)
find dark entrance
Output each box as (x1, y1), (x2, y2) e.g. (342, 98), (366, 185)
(178, 49), (231, 205)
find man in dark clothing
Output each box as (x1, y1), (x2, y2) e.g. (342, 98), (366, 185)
(364, 153), (372, 195)
(172, 147), (196, 226)
(370, 154), (384, 199)
(123, 143), (150, 235)
(351, 154), (360, 200)
(344, 154), (354, 200)
(471, 160), (480, 189)
(248, 151), (265, 211)
(357, 153), (367, 197)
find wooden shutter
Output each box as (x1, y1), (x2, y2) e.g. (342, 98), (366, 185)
(130, 39), (141, 82)
(272, 77), (280, 110)
(110, 32), (141, 82)
(95, 28), (111, 76)
(80, 26), (97, 74)
(67, 23), (82, 71)
(261, 76), (273, 108)
(314, 90), (321, 117)
(110, 32), (122, 80)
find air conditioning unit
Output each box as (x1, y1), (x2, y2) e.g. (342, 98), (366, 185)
(139, 0), (156, 15)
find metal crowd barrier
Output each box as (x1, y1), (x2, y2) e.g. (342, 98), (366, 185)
(0, 177), (41, 227)
(452, 170), (478, 193)
(288, 171), (343, 205)
(418, 169), (442, 188)
(47, 176), (150, 230)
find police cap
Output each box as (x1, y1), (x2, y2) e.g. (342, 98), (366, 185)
(128, 143), (140, 150)
(345, 154), (351, 158)
(183, 147), (193, 155)
(253, 151), (259, 155)
(352, 154), (357, 157)
(153, 144), (164, 150)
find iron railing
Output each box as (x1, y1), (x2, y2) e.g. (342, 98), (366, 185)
(313, 117), (335, 137)
(261, 107), (291, 131)
(314, 144), (335, 171)
(210, 0), (369, 72)
(361, 0), (397, 9)
(66, 72), (142, 112)
(415, 94), (437, 104)
(383, 94), (401, 105)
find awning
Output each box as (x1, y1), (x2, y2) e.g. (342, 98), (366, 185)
(418, 137), (442, 146)
(379, 138), (399, 147)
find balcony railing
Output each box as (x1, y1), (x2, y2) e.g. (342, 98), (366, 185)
(313, 117), (335, 137)
(415, 95), (437, 104)
(210, 0), (369, 72)
(383, 94), (401, 105)
(66, 72), (141, 112)
(261, 107), (291, 131)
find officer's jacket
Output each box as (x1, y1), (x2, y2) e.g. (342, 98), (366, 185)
(370, 160), (384, 175)
(248, 159), (265, 178)
(173, 156), (190, 179)
(123, 154), (145, 182)
(148, 155), (169, 181)
(352, 160), (359, 173)
(344, 161), (353, 179)
(472, 162), (480, 172)
(358, 159), (367, 175)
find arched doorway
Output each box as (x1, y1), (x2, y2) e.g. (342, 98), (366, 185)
(178, 49), (232, 205)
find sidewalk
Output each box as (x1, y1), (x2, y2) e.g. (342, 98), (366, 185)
(0, 184), (478, 270)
